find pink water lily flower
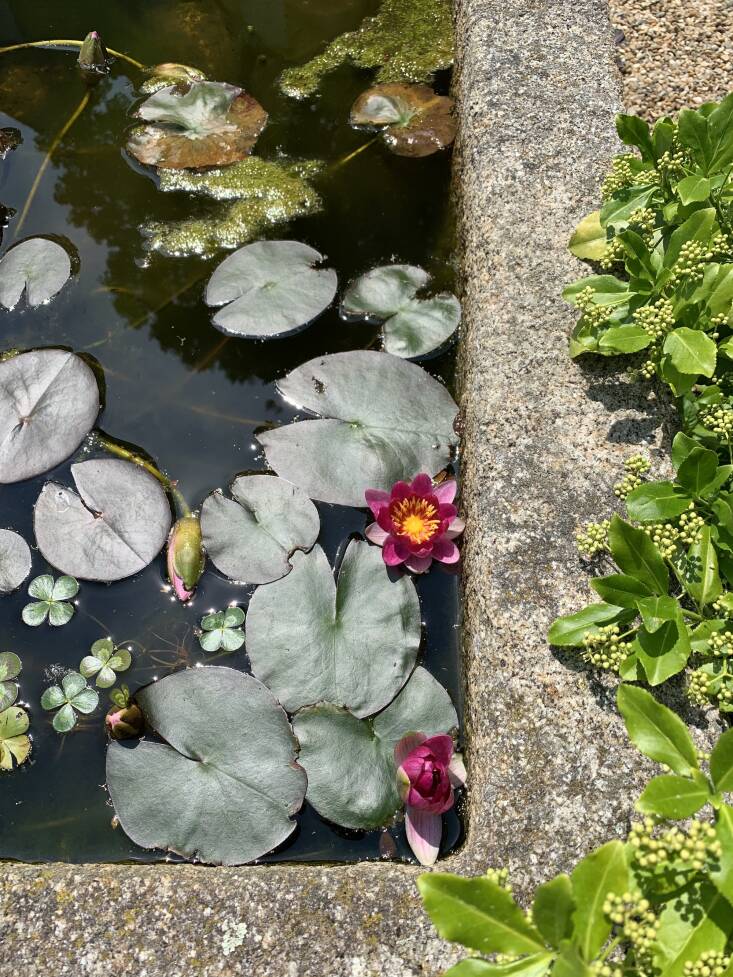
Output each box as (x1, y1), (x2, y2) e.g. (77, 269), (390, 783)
(365, 474), (464, 574)
(395, 732), (466, 866)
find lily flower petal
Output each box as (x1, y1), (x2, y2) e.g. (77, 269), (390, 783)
(405, 807), (442, 866)
(433, 479), (457, 505)
(448, 752), (467, 788)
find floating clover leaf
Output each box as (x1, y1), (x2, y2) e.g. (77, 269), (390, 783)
(350, 84), (456, 158)
(0, 237), (72, 309)
(80, 639), (132, 689)
(34, 459), (171, 582)
(127, 80), (268, 169)
(341, 264), (461, 359)
(0, 652), (22, 711)
(41, 671), (99, 732)
(258, 351), (459, 506)
(0, 705), (30, 769)
(0, 350), (100, 485)
(22, 574), (78, 627)
(198, 607), (245, 653)
(0, 529), (31, 593)
(205, 241), (337, 338)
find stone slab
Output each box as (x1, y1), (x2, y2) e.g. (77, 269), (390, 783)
(1, 2), (706, 975)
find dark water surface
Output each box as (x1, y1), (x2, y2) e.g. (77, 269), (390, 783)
(0, 0), (462, 863)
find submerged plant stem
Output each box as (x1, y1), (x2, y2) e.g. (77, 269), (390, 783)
(15, 90), (91, 234)
(330, 136), (379, 172)
(95, 434), (191, 518)
(0, 39), (145, 71)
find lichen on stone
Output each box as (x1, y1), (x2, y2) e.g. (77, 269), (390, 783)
(142, 159), (323, 257)
(279, 0), (454, 99)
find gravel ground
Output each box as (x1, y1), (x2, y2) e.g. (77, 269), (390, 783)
(610, 0), (733, 118)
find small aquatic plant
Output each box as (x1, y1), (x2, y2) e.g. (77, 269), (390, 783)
(198, 606), (245, 653)
(41, 671), (99, 732)
(0, 653), (22, 711)
(395, 732), (465, 866)
(105, 687), (144, 740)
(0, 705), (30, 770)
(80, 638), (132, 688)
(365, 474), (464, 573)
(22, 574), (79, 627)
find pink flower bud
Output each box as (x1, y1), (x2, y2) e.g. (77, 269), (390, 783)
(166, 516), (205, 602)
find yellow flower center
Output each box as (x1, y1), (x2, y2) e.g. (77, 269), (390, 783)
(391, 496), (440, 545)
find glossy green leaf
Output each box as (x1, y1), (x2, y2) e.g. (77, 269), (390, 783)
(711, 803), (733, 903)
(0, 705), (30, 769)
(570, 840), (628, 960)
(663, 328), (717, 378)
(258, 351), (458, 506)
(590, 574), (654, 608)
(636, 774), (710, 818)
(568, 211), (606, 261)
(676, 447), (719, 496)
(676, 174), (712, 204)
(684, 527), (723, 607)
(547, 602), (629, 646)
(445, 960), (552, 977)
(654, 882), (733, 977)
(635, 596), (680, 633)
(200, 473), (319, 585)
(247, 540), (421, 717)
(0, 237), (71, 309)
(663, 208), (716, 269)
(0, 652), (21, 711)
(532, 873), (574, 949)
(608, 515), (668, 594)
(625, 482), (693, 521)
(617, 684), (698, 775)
(710, 728), (733, 792)
(106, 667), (307, 864)
(597, 324), (651, 353)
(198, 607), (245, 653)
(635, 617), (691, 686)
(616, 114), (655, 161)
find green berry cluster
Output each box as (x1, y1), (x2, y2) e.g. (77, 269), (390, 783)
(677, 503), (705, 545)
(669, 240), (714, 288)
(576, 286), (610, 330)
(628, 206), (656, 240)
(683, 952), (731, 977)
(657, 148), (688, 179)
(582, 625), (631, 671)
(629, 817), (721, 875)
(640, 520), (679, 559)
(706, 629), (733, 658)
(484, 867), (511, 892)
(614, 454), (651, 500)
(599, 236), (625, 271)
(634, 298), (675, 342)
(603, 891), (658, 960)
(699, 401), (733, 439)
(589, 965), (622, 977)
(687, 667), (712, 706)
(576, 519), (610, 557)
(601, 154), (637, 199)
(688, 664), (733, 710)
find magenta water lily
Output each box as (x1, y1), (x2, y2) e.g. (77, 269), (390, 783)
(395, 732), (465, 866)
(365, 473), (464, 573)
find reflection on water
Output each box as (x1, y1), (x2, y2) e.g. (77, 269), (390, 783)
(0, 0), (462, 863)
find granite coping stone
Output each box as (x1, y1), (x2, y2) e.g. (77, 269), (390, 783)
(1, 2), (718, 975)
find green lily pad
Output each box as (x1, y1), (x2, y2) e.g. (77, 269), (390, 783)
(0, 237), (71, 310)
(80, 638), (132, 689)
(34, 459), (172, 582)
(293, 666), (457, 829)
(205, 241), (337, 339)
(201, 474), (320, 584)
(247, 539), (421, 718)
(0, 349), (99, 484)
(106, 667), (307, 865)
(22, 574), (78, 627)
(127, 80), (268, 170)
(342, 264), (460, 358)
(350, 84), (456, 157)
(258, 350), (459, 505)
(198, 607), (245, 653)
(0, 652), (22, 711)
(0, 705), (30, 769)
(41, 671), (98, 732)
(0, 529), (31, 593)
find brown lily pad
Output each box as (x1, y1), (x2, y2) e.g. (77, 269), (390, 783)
(350, 83), (456, 158)
(127, 80), (268, 170)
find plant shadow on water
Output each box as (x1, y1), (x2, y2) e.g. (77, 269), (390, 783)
(0, 0), (463, 863)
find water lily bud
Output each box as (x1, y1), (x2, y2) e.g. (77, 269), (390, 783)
(105, 703), (143, 740)
(166, 515), (205, 601)
(77, 31), (109, 80)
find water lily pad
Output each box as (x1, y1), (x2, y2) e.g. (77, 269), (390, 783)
(247, 539), (421, 717)
(258, 351), (459, 505)
(106, 667), (307, 865)
(0, 529), (31, 593)
(34, 459), (172, 582)
(41, 671), (98, 732)
(0, 349), (100, 485)
(350, 84), (456, 157)
(205, 241), (337, 338)
(80, 638), (132, 688)
(0, 652), (22, 711)
(0, 238), (72, 310)
(342, 265), (460, 358)
(293, 666), (457, 829)
(0, 705), (30, 769)
(201, 474), (320, 584)
(127, 80), (268, 170)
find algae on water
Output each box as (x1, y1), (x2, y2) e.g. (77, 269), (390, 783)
(279, 0), (454, 99)
(143, 158), (323, 257)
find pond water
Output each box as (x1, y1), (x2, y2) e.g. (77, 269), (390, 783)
(0, 0), (462, 863)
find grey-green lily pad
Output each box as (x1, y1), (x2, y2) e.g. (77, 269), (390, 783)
(258, 350), (459, 505)
(0, 652), (22, 711)
(293, 666), (457, 829)
(0, 349), (100, 484)
(205, 241), (337, 338)
(200, 474), (319, 585)
(0, 238), (71, 309)
(41, 670), (98, 732)
(247, 539), (421, 717)
(0, 529), (31, 593)
(22, 573), (78, 627)
(34, 459), (172, 582)
(127, 80), (268, 170)
(350, 84), (456, 157)
(106, 667), (307, 865)
(342, 264), (461, 358)
(80, 638), (132, 688)
(198, 607), (245, 653)
(0, 705), (30, 769)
